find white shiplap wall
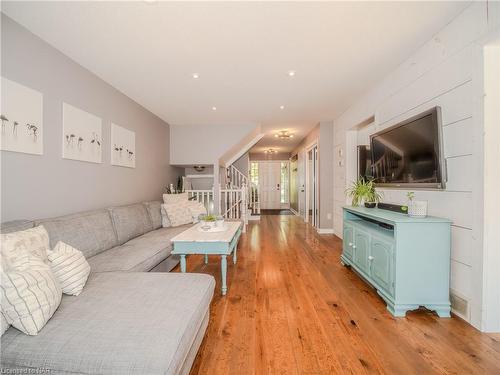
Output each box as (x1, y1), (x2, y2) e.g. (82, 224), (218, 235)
(332, 2), (499, 329)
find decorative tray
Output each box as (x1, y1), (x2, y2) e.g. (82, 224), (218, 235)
(196, 223), (228, 233)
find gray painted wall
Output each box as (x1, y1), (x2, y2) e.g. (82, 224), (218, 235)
(318, 121), (334, 230)
(1, 15), (181, 221)
(232, 152), (249, 176)
(170, 123), (256, 166)
(290, 122), (334, 231)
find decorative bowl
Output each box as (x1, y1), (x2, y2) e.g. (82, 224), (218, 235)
(198, 214), (224, 230)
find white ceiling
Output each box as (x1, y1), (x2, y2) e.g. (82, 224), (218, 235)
(2, 1), (469, 152)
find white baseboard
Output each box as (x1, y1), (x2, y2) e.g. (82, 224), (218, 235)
(316, 228), (334, 234)
(248, 215), (261, 221)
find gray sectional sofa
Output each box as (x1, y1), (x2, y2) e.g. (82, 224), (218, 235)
(1, 201), (215, 375)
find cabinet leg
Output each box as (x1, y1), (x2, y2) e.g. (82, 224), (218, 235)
(204, 254), (208, 264)
(426, 304), (451, 318)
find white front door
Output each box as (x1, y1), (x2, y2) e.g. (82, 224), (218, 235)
(259, 161), (281, 209)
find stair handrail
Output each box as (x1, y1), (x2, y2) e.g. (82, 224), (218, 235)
(228, 165), (248, 188)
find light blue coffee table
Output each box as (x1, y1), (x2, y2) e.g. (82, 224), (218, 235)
(171, 221), (242, 295)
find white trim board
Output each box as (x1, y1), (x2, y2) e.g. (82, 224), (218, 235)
(317, 228), (334, 234)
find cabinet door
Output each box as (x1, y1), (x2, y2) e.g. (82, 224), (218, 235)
(370, 237), (394, 295)
(353, 228), (370, 274)
(343, 223), (354, 260)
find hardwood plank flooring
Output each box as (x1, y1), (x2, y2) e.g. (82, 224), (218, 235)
(174, 215), (500, 374)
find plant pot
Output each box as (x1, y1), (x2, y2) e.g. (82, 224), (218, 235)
(408, 200), (428, 217)
(364, 202), (377, 208)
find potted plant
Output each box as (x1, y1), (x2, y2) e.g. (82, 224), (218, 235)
(406, 191), (428, 217)
(345, 178), (382, 208)
(198, 214), (224, 230)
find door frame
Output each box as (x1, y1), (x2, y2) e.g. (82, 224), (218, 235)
(481, 35), (500, 332)
(257, 160), (289, 210)
(305, 141), (319, 226)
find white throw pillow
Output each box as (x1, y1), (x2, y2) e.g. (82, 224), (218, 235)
(1, 312), (9, 336)
(0, 225), (50, 269)
(187, 201), (207, 222)
(163, 192), (189, 204)
(47, 241), (90, 296)
(0, 259), (62, 336)
(160, 204), (172, 228)
(163, 202), (193, 227)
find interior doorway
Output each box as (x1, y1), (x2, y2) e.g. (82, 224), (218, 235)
(306, 144), (319, 227)
(252, 160), (290, 212)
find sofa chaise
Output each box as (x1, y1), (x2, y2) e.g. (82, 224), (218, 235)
(1, 201), (215, 375)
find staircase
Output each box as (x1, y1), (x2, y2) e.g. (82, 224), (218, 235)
(185, 165), (258, 233)
(227, 165), (260, 216)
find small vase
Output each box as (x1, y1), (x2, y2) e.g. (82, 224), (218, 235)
(364, 202), (377, 208)
(408, 200), (428, 217)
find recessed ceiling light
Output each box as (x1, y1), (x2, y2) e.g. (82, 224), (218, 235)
(288, 70), (296, 77)
(192, 73), (199, 79)
(279, 105), (285, 110)
(212, 106), (217, 111)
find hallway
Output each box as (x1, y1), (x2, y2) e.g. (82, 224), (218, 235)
(176, 215), (500, 374)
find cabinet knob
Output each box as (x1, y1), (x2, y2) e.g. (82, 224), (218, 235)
(368, 256), (374, 261)
(348, 242), (353, 247)
(352, 245), (356, 249)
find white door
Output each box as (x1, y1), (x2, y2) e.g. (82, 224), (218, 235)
(306, 145), (319, 227)
(298, 150), (306, 216)
(259, 161), (281, 209)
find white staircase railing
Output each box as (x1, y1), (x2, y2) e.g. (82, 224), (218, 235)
(227, 165), (260, 216)
(186, 189), (214, 212)
(227, 165), (248, 188)
(186, 186), (247, 232)
(219, 184), (248, 231)
(249, 181), (260, 215)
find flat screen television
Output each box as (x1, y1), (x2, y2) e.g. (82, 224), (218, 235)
(370, 107), (446, 189)
(357, 145), (372, 181)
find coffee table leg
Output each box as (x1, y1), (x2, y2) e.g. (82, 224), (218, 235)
(180, 254), (186, 273)
(205, 254), (208, 264)
(233, 247), (237, 264)
(221, 255), (227, 295)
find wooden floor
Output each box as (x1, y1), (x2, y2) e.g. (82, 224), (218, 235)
(175, 215), (500, 374)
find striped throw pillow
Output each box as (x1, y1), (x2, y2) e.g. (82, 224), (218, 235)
(1, 259), (62, 336)
(1, 225), (53, 336)
(47, 242), (90, 296)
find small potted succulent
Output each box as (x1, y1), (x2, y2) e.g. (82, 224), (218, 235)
(406, 191), (428, 217)
(345, 178), (382, 208)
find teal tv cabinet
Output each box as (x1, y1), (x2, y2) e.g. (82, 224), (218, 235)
(341, 206), (452, 317)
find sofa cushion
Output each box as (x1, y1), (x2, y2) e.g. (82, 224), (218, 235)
(0, 272), (215, 375)
(36, 209), (117, 259)
(87, 225), (192, 272)
(109, 204), (153, 245)
(143, 201), (162, 230)
(0, 220), (34, 234)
